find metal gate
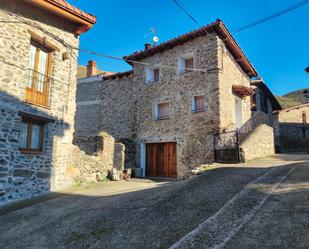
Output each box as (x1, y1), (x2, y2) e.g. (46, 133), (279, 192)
(213, 130), (240, 163)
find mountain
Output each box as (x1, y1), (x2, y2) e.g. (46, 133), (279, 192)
(276, 88), (309, 109)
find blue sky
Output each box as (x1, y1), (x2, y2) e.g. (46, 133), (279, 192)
(70, 0), (309, 95)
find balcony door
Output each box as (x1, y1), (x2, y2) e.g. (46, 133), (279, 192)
(26, 42), (52, 107)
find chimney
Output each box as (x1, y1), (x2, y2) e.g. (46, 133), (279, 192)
(144, 43), (152, 50)
(87, 60), (97, 77)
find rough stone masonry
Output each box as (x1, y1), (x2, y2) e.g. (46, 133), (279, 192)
(76, 21), (277, 179)
(0, 0), (123, 205)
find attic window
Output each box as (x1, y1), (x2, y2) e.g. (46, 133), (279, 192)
(155, 102), (170, 120)
(192, 96), (205, 113)
(146, 67), (160, 83)
(178, 55), (194, 74)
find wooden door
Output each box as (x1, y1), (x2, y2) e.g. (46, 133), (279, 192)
(146, 143), (177, 177)
(167, 143), (177, 177)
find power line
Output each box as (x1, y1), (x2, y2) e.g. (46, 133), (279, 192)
(0, 19), (208, 73)
(2, 0), (308, 73)
(234, 0), (309, 33)
(74, 47), (207, 72)
(170, 0), (209, 35)
(171, 0), (199, 24)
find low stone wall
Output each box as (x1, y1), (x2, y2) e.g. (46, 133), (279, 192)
(69, 132), (125, 183)
(274, 104), (309, 153)
(240, 124), (275, 161)
(275, 124), (309, 153)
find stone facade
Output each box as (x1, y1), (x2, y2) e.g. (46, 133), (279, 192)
(0, 1), (119, 205)
(76, 29), (279, 179)
(274, 104), (309, 152)
(75, 74), (136, 166)
(240, 123), (275, 161)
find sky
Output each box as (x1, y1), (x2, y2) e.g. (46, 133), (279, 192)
(70, 0), (309, 96)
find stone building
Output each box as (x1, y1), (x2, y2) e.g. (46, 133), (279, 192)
(76, 19), (281, 179)
(0, 0), (122, 205)
(274, 103), (309, 152)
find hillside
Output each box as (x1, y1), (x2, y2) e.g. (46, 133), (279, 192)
(276, 88), (309, 109)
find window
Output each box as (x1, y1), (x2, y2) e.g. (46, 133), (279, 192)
(156, 102), (170, 120)
(178, 56), (194, 74)
(146, 67), (160, 83)
(192, 96), (205, 113)
(19, 118), (45, 153)
(26, 41), (52, 107)
(259, 92), (268, 113)
(153, 68), (160, 81)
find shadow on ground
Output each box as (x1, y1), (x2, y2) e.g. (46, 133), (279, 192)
(0, 158), (308, 249)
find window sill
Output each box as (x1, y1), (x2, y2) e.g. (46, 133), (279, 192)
(19, 149), (43, 154)
(178, 70), (193, 75)
(146, 79), (159, 84)
(192, 109), (206, 113)
(25, 100), (50, 110)
(155, 117), (170, 121)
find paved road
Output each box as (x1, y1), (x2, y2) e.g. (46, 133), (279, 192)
(0, 154), (308, 249)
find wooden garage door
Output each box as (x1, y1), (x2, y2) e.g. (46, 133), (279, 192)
(146, 143), (177, 177)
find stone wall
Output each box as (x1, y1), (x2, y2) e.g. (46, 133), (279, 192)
(0, 1), (119, 205)
(240, 124), (275, 161)
(75, 74), (136, 166)
(133, 34), (221, 178)
(274, 104), (309, 152)
(69, 133), (124, 183)
(217, 38), (252, 130)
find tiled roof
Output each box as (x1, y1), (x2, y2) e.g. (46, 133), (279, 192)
(46, 0), (96, 24)
(102, 70), (133, 81)
(124, 19), (258, 78)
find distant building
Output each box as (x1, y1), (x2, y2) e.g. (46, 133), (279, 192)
(77, 60), (114, 79)
(274, 103), (309, 153)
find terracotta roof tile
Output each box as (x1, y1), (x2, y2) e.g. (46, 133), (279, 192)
(124, 19), (258, 78)
(46, 0), (96, 24)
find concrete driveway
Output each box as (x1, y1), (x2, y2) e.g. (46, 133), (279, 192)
(0, 154), (309, 249)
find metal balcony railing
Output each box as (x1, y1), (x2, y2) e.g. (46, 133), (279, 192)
(25, 69), (52, 108)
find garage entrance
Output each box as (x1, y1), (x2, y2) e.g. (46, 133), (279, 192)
(146, 142), (177, 177)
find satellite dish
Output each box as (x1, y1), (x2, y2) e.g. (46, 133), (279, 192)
(153, 36), (159, 43)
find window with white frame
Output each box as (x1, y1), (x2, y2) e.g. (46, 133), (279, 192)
(146, 67), (160, 83)
(178, 56), (194, 74)
(155, 102), (170, 120)
(192, 95), (205, 113)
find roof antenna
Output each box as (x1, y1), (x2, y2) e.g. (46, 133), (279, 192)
(150, 27), (159, 45)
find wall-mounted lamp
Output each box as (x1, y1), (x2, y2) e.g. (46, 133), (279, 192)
(62, 52), (70, 61)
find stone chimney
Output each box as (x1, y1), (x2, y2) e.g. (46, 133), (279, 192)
(87, 60), (97, 77)
(144, 43), (152, 50)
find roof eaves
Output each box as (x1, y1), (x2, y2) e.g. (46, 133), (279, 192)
(123, 19), (258, 78)
(251, 79), (282, 111)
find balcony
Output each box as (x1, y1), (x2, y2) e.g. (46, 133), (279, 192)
(25, 69), (52, 108)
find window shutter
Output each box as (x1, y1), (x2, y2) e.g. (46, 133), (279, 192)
(153, 68), (159, 81)
(185, 58), (194, 70)
(158, 102), (170, 119)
